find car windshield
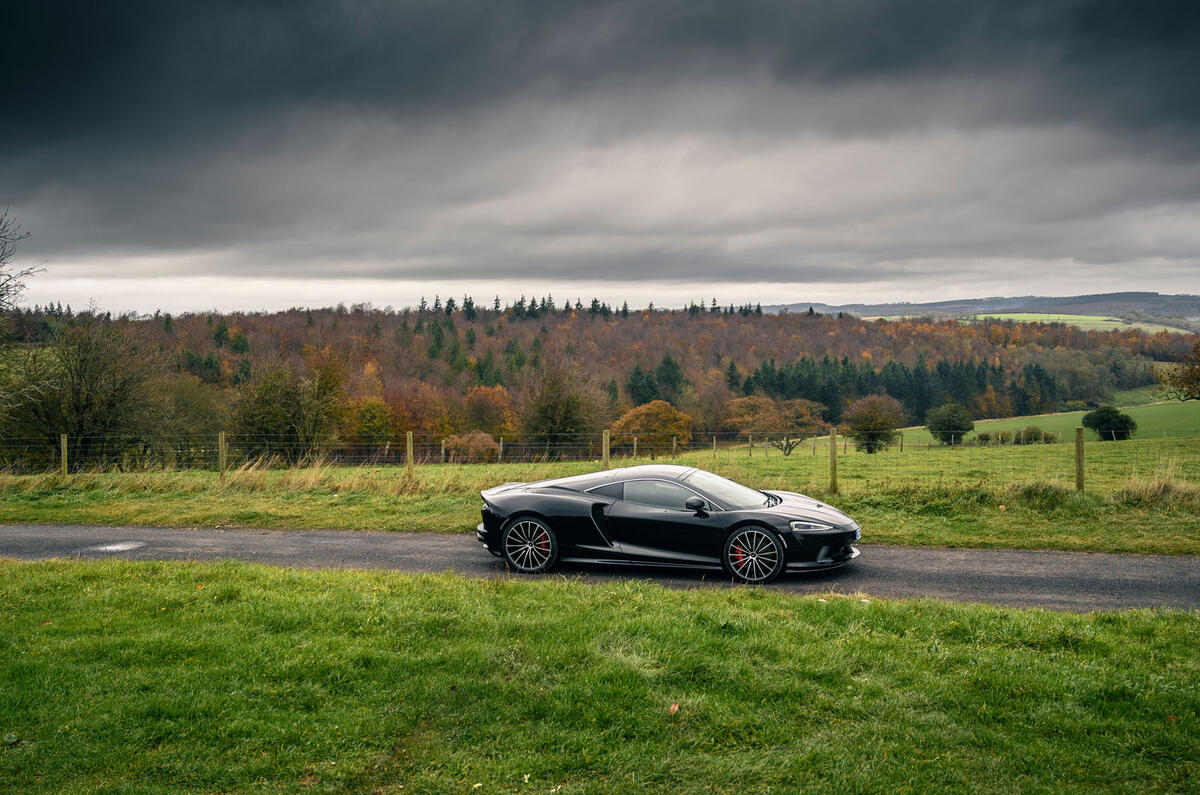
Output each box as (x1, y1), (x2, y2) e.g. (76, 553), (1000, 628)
(685, 470), (768, 510)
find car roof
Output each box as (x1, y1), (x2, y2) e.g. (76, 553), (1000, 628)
(532, 464), (697, 492)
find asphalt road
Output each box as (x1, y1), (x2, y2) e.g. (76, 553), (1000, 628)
(2, 523), (1198, 612)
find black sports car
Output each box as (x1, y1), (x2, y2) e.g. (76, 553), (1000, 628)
(477, 464), (860, 583)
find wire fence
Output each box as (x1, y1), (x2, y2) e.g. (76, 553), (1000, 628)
(1, 427), (1197, 495)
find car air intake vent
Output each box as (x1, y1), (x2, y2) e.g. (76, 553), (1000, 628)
(590, 502), (611, 539)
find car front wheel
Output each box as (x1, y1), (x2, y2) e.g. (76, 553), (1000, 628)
(724, 527), (784, 584)
(501, 517), (558, 574)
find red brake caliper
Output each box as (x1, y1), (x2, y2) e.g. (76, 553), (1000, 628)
(538, 531), (550, 552)
(733, 545), (745, 569)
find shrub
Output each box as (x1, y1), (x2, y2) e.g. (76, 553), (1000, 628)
(926, 403), (974, 445)
(445, 431), (500, 463)
(1013, 426), (1049, 445)
(975, 432), (992, 445)
(1082, 405), (1137, 441)
(844, 394), (906, 453)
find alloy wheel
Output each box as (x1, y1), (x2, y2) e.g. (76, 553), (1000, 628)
(503, 519), (556, 573)
(725, 528), (782, 583)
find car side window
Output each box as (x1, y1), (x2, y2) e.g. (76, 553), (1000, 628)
(590, 482), (623, 500)
(623, 480), (707, 511)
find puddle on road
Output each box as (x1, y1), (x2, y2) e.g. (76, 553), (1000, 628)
(90, 542), (146, 553)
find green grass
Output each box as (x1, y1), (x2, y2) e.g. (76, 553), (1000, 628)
(964, 312), (1191, 334)
(900, 399), (1200, 442)
(1110, 384), (1166, 406)
(2, 439), (1200, 555)
(1, 560), (1196, 793)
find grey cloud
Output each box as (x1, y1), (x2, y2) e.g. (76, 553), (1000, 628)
(2, 1), (1199, 299)
(6, 1), (1199, 145)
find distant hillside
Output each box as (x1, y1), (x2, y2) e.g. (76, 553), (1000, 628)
(766, 292), (1200, 330)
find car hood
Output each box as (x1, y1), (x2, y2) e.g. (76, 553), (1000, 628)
(760, 490), (858, 529)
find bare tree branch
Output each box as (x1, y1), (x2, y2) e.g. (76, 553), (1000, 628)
(0, 208), (39, 315)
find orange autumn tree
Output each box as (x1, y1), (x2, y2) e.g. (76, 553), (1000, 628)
(1159, 340), (1200, 401)
(724, 396), (782, 436)
(463, 385), (518, 436)
(611, 400), (692, 456)
(769, 398), (826, 454)
(724, 396), (824, 454)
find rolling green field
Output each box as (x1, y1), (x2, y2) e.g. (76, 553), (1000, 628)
(1, 560), (1196, 793)
(899, 398), (1200, 443)
(2, 434), (1199, 555)
(1110, 384), (1167, 406)
(871, 312), (1192, 333)
(964, 312), (1191, 334)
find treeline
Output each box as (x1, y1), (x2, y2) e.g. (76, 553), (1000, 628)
(0, 298), (1184, 466)
(741, 356), (1066, 423)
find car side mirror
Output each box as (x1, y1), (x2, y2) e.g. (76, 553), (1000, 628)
(685, 496), (708, 516)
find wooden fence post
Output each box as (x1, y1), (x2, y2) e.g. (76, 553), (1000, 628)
(218, 431), (227, 480)
(498, 436), (504, 463)
(602, 430), (611, 470)
(60, 434), (68, 476)
(712, 435), (717, 458)
(633, 436), (638, 459)
(829, 426), (839, 495)
(1075, 426), (1085, 493)
(748, 434), (753, 458)
(671, 436), (677, 459)
(406, 431), (414, 471)
(441, 438), (446, 464)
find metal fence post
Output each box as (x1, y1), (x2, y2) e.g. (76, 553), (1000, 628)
(218, 431), (227, 479)
(1075, 426), (1085, 493)
(60, 434), (68, 476)
(602, 429), (611, 470)
(829, 426), (839, 495)
(406, 431), (414, 471)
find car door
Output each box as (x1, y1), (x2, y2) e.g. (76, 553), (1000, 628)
(605, 479), (725, 566)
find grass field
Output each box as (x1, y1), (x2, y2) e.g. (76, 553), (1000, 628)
(963, 312), (1191, 334)
(899, 398), (1200, 443)
(2, 435), (1199, 555)
(871, 312), (1193, 333)
(1, 560), (1196, 793)
(1110, 384), (1166, 406)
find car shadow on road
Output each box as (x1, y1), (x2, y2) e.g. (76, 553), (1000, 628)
(488, 559), (858, 591)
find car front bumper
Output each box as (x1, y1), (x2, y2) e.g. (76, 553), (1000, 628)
(785, 524), (861, 570)
(786, 545), (860, 571)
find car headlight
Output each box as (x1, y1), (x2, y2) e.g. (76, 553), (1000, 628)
(790, 520), (835, 533)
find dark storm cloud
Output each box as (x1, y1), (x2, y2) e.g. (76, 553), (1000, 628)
(6, 0), (1200, 145)
(2, 1), (1200, 296)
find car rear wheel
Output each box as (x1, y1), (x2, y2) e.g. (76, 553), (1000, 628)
(501, 517), (558, 574)
(724, 527), (784, 584)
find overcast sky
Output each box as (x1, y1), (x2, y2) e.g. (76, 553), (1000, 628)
(4, 1), (1199, 313)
